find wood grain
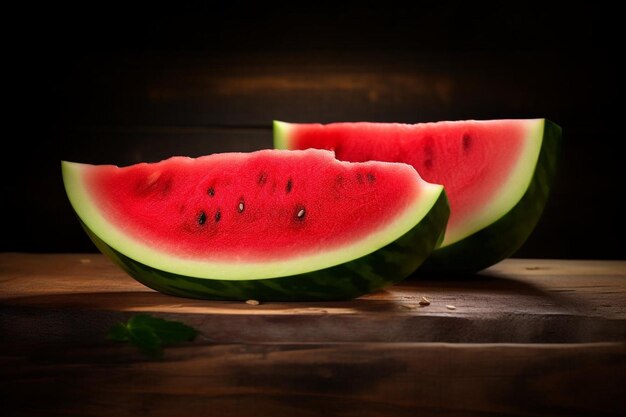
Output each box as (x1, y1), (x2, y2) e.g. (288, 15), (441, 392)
(1, 254), (625, 416)
(1, 342), (624, 417)
(43, 51), (580, 128)
(1, 254), (625, 345)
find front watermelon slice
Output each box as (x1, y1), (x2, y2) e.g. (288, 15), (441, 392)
(62, 149), (449, 300)
(274, 119), (561, 274)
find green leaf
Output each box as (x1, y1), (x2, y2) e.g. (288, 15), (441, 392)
(107, 323), (130, 342)
(128, 326), (163, 358)
(107, 314), (199, 358)
(128, 314), (198, 344)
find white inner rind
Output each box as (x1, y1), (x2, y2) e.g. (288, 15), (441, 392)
(62, 155), (443, 281)
(275, 119), (546, 249)
(441, 119), (544, 246)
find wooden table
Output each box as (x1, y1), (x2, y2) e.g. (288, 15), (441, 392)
(1, 254), (625, 416)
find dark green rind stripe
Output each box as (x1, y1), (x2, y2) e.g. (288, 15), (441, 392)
(417, 120), (562, 275)
(82, 192), (449, 301)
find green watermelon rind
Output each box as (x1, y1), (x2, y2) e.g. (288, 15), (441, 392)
(82, 192), (449, 301)
(417, 120), (562, 274)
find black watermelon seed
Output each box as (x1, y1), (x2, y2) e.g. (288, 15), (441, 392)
(215, 210), (221, 222)
(463, 133), (473, 152)
(207, 187), (215, 197)
(198, 211), (207, 225)
(423, 143), (434, 169)
(286, 178), (293, 193)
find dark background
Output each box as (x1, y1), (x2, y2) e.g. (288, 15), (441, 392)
(4, 2), (621, 259)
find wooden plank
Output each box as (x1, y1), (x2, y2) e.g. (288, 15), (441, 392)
(1, 254), (625, 345)
(43, 50), (584, 128)
(1, 341), (624, 417)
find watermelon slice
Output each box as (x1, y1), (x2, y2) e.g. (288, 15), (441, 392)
(274, 119), (561, 273)
(62, 149), (448, 300)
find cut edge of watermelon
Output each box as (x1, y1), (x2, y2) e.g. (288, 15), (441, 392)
(62, 154), (444, 281)
(419, 119), (562, 273)
(273, 119), (546, 248)
(441, 119), (545, 246)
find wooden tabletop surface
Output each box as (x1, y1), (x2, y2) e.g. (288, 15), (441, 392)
(1, 253), (625, 416)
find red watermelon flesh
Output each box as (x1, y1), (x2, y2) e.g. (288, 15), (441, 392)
(83, 150), (422, 260)
(275, 119), (546, 249)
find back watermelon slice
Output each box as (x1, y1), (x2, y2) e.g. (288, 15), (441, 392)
(274, 119), (561, 273)
(62, 149), (449, 300)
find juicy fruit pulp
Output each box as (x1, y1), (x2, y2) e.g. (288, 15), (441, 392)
(274, 119), (561, 273)
(79, 151), (423, 261)
(63, 149), (449, 300)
